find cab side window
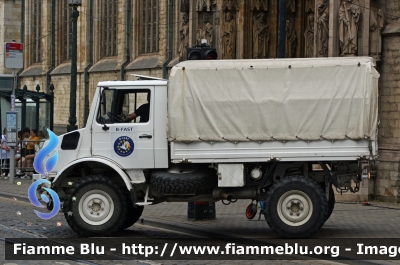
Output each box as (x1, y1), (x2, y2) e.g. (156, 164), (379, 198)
(121, 90), (150, 123)
(97, 89), (151, 124)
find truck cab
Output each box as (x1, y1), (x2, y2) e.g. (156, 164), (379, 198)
(53, 80), (169, 177)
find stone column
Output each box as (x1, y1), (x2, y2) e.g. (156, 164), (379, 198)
(38, 0), (51, 71)
(314, 1), (319, 56)
(360, 0), (371, 56)
(236, 0), (245, 59)
(294, 0), (304, 58)
(158, 0), (168, 65)
(328, 0), (339, 57)
(23, 0), (31, 67)
(269, 0), (278, 58)
(377, 20), (400, 202)
(189, 1), (196, 49)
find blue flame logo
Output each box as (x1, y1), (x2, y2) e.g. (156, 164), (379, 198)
(33, 129), (59, 176)
(28, 129), (60, 220)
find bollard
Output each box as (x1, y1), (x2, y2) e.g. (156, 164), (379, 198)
(204, 201), (216, 220)
(194, 201), (204, 220)
(187, 202), (195, 220)
(187, 202), (216, 220)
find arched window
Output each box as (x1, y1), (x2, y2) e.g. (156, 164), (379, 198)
(56, 0), (72, 62)
(141, 0), (159, 54)
(100, 0), (118, 57)
(31, 0), (42, 63)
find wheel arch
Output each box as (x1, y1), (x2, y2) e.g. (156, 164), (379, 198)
(52, 157), (134, 192)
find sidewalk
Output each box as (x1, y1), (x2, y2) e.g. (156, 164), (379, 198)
(1, 178), (400, 239)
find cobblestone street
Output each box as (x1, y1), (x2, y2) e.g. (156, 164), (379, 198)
(1, 179), (400, 265)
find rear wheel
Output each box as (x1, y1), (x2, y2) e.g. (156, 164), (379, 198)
(265, 175), (328, 238)
(63, 175), (128, 237)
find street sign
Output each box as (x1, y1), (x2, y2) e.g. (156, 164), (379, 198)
(0, 75), (14, 91)
(6, 111), (18, 146)
(4, 42), (24, 69)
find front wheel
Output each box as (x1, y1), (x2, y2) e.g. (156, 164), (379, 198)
(63, 175), (129, 237)
(120, 199), (144, 230)
(265, 176), (328, 238)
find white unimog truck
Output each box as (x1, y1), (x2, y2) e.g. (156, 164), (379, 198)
(47, 57), (379, 238)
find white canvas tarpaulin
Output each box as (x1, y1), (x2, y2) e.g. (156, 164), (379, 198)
(167, 57), (379, 142)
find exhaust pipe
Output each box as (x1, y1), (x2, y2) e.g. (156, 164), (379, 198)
(213, 188), (257, 201)
(219, 191), (233, 201)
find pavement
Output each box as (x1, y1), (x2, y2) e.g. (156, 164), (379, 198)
(1, 178), (400, 265)
(1, 178), (400, 238)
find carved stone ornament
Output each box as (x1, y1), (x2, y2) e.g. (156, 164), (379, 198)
(286, 20), (297, 58)
(197, 13), (213, 46)
(253, 12), (269, 58)
(339, 0), (360, 56)
(305, 0), (315, 13)
(304, 13), (315, 57)
(196, 0), (216, 12)
(220, 11), (236, 59)
(178, 13), (190, 61)
(250, 0), (268, 11)
(287, 0), (296, 13)
(369, 8), (384, 59)
(180, 0), (189, 13)
(222, 0), (239, 11)
(317, 0), (329, 57)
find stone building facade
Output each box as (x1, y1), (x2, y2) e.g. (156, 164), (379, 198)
(1, 0), (400, 201)
(0, 0), (22, 129)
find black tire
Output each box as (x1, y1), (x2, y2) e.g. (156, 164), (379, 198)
(326, 185), (335, 221)
(120, 199), (144, 230)
(264, 175), (328, 239)
(63, 175), (128, 237)
(151, 168), (217, 195)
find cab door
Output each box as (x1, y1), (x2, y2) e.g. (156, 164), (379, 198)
(91, 87), (155, 169)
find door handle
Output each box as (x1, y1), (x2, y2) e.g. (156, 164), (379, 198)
(139, 134), (152, 139)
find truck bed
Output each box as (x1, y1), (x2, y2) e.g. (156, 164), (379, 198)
(170, 139), (377, 163)
(167, 57), (379, 144)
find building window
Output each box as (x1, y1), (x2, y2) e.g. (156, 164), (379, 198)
(32, 0), (42, 63)
(56, 0), (72, 61)
(100, 0), (118, 57)
(141, 0), (159, 53)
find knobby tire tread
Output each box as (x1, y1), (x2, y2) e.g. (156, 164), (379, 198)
(265, 175), (328, 239)
(63, 175), (128, 237)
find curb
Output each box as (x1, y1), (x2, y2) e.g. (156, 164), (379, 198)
(0, 191), (30, 203)
(337, 201), (400, 210)
(141, 217), (232, 239)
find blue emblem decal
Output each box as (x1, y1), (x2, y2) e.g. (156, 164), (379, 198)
(114, 136), (134, 157)
(34, 129), (59, 176)
(29, 129), (60, 220)
(28, 179), (60, 220)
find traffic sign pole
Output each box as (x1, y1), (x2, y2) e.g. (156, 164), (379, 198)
(4, 41), (23, 183)
(11, 68), (15, 111)
(9, 67), (16, 183)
